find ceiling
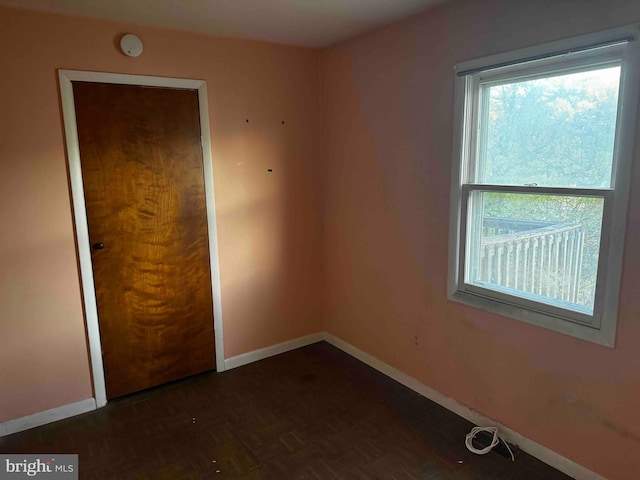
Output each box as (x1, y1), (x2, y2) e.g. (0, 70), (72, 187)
(0, 0), (445, 48)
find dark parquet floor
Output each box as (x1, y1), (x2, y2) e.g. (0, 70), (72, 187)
(0, 342), (571, 479)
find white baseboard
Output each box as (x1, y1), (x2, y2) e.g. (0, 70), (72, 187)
(0, 333), (603, 479)
(323, 333), (603, 480)
(0, 398), (97, 437)
(224, 332), (325, 370)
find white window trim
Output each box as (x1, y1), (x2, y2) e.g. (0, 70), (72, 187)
(447, 25), (640, 347)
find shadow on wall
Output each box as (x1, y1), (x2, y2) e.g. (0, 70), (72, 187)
(215, 114), (322, 357)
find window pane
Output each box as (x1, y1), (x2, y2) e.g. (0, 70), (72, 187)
(477, 66), (621, 188)
(465, 192), (604, 314)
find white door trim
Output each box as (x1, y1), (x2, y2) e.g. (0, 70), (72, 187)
(58, 69), (226, 408)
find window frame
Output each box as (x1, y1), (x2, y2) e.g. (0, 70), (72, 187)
(448, 26), (640, 347)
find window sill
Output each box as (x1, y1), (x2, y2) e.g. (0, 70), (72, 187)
(447, 289), (615, 347)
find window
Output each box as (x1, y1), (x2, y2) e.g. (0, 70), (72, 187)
(448, 27), (640, 346)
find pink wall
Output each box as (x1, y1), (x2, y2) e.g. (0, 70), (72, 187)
(320, 0), (640, 478)
(0, 6), (322, 422)
(4, 1), (640, 476)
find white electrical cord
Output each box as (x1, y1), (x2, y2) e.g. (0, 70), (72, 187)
(465, 426), (515, 461)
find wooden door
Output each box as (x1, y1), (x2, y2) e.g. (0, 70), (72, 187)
(72, 82), (215, 399)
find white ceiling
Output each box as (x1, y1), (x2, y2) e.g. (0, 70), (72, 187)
(0, 0), (445, 48)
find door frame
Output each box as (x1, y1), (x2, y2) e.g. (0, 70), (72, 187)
(59, 69), (225, 408)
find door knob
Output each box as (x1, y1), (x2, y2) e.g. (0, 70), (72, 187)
(92, 242), (104, 250)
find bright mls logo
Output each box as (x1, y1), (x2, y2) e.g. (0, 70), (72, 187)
(1, 455), (77, 479)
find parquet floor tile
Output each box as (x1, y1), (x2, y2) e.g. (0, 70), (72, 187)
(0, 342), (571, 479)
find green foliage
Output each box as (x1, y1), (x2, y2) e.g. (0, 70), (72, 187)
(474, 66), (620, 309)
(480, 66), (620, 188)
(481, 192), (603, 308)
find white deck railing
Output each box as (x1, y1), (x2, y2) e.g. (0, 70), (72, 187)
(478, 217), (584, 304)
